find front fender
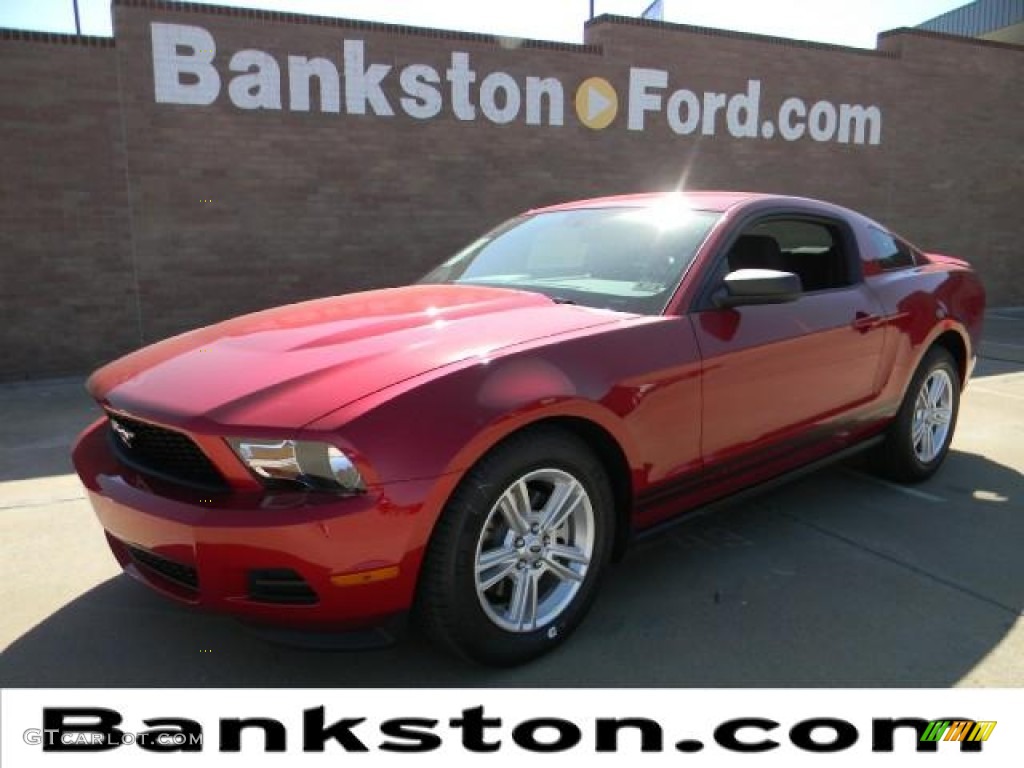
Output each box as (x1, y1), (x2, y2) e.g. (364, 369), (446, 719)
(306, 351), (641, 485)
(302, 315), (699, 487)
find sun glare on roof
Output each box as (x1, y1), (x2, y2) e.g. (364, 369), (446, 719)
(622, 193), (696, 231)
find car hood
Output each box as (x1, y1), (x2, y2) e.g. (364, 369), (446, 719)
(88, 284), (621, 433)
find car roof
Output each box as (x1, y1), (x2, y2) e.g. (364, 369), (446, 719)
(530, 191), (774, 215)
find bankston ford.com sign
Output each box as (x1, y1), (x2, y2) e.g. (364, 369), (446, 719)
(152, 23), (883, 146)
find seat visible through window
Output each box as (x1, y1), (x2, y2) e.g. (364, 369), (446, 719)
(727, 234), (787, 272)
(730, 219), (853, 293)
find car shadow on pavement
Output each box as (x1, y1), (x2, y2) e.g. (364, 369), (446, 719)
(2, 448), (1021, 687)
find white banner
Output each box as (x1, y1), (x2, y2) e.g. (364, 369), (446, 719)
(2, 688), (1020, 766)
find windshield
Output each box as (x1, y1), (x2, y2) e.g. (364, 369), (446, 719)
(420, 204), (721, 314)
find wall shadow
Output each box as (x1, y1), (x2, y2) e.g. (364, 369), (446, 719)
(972, 357), (1022, 379)
(0, 377), (96, 484)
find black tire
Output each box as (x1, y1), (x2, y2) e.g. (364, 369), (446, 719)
(415, 427), (614, 666)
(873, 346), (960, 483)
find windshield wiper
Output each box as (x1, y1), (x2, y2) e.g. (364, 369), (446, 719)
(550, 296), (577, 305)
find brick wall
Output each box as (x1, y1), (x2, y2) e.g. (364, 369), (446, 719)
(0, 30), (137, 379)
(0, 0), (1021, 379)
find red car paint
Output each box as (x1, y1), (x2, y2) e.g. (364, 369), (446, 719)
(72, 192), (985, 632)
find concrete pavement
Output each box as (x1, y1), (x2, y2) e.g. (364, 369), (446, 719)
(1, 313), (1021, 686)
(981, 308), (1024, 364)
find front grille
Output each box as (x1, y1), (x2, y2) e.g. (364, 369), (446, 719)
(125, 544), (199, 592)
(247, 569), (319, 605)
(107, 412), (226, 490)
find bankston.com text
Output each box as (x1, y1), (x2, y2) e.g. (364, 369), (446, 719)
(29, 706), (989, 755)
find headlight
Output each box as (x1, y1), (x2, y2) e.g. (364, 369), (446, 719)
(227, 438), (365, 494)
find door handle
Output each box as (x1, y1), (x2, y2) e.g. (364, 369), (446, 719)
(852, 312), (883, 332)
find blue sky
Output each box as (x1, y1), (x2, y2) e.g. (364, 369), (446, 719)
(0, 0), (969, 49)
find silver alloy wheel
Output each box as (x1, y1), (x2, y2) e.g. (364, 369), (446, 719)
(911, 368), (954, 463)
(473, 468), (595, 633)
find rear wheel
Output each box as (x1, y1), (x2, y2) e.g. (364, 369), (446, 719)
(416, 428), (613, 666)
(874, 346), (960, 482)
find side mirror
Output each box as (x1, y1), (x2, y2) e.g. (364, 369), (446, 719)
(714, 269), (802, 308)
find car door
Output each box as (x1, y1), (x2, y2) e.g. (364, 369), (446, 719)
(689, 213), (887, 488)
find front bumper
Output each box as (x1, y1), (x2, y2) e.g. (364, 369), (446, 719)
(72, 419), (443, 631)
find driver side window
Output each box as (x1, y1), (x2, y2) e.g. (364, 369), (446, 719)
(727, 218), (854, 293)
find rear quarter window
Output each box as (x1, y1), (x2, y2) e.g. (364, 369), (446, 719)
(868, 227), (917, 271)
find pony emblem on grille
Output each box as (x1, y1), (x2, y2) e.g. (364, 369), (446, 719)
(110, 418), (136, 448)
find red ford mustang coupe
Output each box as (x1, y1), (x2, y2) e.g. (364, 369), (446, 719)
(73, 191), (985, 665)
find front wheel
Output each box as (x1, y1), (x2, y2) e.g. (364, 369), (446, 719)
(874, 346), (961, 483)
(416, 428), (614, 666)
